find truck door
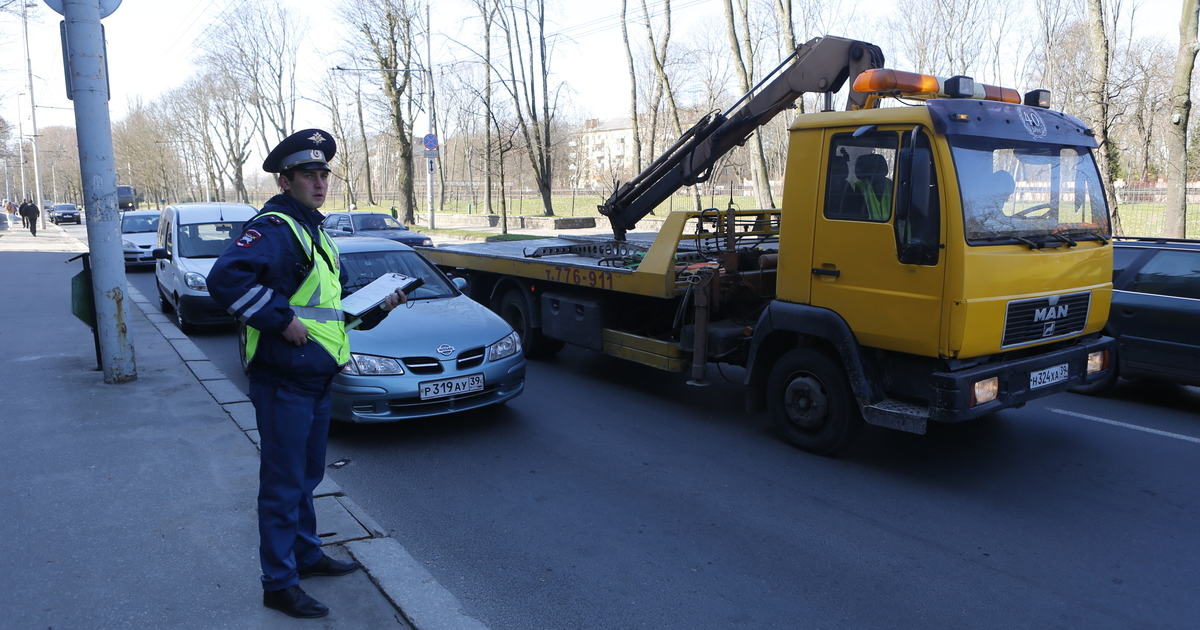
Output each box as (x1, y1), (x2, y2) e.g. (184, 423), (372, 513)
(809, 128), (946, 357)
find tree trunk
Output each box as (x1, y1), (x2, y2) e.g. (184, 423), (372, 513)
(724, 0), (776, 209)
(1084, 0), (1123, 235)
(357, 86), (375, 206)
(1165, 0), (1199, 238)
(621, 0), (642, 174)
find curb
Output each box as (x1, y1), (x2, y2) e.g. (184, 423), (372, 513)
(119, 259), (492, 630)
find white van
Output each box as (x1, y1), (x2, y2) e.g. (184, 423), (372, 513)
(153, 202), (258, 332)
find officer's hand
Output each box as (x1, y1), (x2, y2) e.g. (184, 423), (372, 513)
(283, 316), (309, 345)
(381, 288), (407, 313)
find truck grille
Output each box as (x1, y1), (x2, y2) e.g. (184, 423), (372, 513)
(1002, 291), (1091, 348)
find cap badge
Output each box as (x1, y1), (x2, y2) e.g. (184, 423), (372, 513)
(308, 132), (327, 145)
(310, 150), (324, 160)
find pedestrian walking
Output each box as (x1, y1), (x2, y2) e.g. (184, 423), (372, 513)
(207, 129), (406, 619)
(22, 200), (39, 236)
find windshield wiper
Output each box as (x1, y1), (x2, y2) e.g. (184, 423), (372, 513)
(1046, 233), (1077, 247)
(1056, 229), (1109, 245)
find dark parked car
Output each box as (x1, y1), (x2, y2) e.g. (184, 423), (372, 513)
(322, 212), (433, 247)
(1071, 236), (1200, 394)
(51, 203), (81, 224)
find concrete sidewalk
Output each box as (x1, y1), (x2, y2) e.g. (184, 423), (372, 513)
(0, 220), (487, 629)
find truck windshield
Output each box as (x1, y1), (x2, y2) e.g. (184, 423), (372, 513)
(949, 136), (1110, 246)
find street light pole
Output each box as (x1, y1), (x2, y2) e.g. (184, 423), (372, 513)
(16, 96), (27, 201)
(426, 3), (435, 230)
(61, 0), (137, 383)
(22, 0), (47, 228)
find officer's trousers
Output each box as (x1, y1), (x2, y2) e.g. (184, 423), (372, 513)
(249, 381), (331, 591)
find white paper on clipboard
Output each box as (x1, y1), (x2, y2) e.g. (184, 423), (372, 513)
(341, 272), (422, 318)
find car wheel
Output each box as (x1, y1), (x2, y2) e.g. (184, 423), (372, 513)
(1069, 348), (1119, 395)
(237, 322), (250, 374)
(173, 297), (195, 334)
(498, 289), (563, 358)
(158, 285), (174, 313)
(768, 348), (863, 456)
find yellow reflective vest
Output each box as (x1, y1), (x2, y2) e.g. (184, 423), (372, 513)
(244, 212), (350, 366)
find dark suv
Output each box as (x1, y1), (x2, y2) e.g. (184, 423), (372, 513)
(1072, 237), (1200, 394)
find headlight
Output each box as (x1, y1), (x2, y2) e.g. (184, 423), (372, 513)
(342, 353), (404, 375)
(971, 376), (999, 406)
(421, 238), (433, 247)
(123, 239), (137, 250)
(184, 272), (207, 291)
(488, 331), (521, 361)
(1086, 350), (1108, 374)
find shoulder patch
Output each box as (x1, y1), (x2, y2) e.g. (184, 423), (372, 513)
(235, 229), (263, 248)
(265, 215), (286, 225)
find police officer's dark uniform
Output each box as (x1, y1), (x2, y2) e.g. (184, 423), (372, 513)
(208, 129), (388, 619)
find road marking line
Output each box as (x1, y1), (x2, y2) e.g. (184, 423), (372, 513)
(1048, 408), (1200, 444)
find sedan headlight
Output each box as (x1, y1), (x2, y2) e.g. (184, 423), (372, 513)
(488, 331), (521, 361)
(420, 238), (433, 247)
(184, 272), (207, 291)
(342, 353), (405, 375)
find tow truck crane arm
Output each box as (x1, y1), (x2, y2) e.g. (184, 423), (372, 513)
(598, 35), (885, 241)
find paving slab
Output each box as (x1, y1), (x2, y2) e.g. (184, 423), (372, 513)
(315, 495), (371, 544)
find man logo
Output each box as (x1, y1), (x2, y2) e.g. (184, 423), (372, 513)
(1043, 321), (1056, 337)
(1034, 305), (1069, 322)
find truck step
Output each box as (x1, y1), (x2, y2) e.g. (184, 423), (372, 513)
(862, 400), (928, 435)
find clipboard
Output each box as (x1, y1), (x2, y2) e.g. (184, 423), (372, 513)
(341, 272), (424, 318)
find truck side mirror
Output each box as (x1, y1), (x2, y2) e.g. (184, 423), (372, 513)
(895, 142), (939, 266)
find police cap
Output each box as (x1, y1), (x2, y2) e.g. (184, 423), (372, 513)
(262, 128), (337, 173)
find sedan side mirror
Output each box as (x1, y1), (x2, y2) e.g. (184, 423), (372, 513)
(342, 227), (352, 233)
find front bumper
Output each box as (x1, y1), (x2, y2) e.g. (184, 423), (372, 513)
(177, 293), (235, 326)
(124, 248), (156, 266)
(331, 358), (526, 422)
(929, 335), (1115, 422)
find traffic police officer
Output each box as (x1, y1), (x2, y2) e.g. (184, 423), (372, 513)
(208, 129), (403, 619)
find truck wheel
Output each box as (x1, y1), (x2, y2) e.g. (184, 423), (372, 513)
(499, 290), (563, 358)
(768, 348), (863, 456)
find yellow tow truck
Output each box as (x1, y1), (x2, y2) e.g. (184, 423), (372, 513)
(422, 36), (1115, 455)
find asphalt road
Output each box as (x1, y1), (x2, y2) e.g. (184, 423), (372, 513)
(112, 232), (1200, 630)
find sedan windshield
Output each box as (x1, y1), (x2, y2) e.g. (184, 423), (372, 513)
(341, 250), (456, 300)
(178, 222), (244, 258)
(122, 215), (159, 233)
(353, 214), (407, 232)
(950, 136), (1110, 245)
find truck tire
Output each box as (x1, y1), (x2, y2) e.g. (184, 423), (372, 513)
(768, 348), (863, 456)
(499, 289), (563, 358)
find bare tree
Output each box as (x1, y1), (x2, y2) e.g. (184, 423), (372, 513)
(723, 0), (775, 209)
(1084, 0), (1124, 234)
(497, 0), (560, 216)
(342, 0), (422, 224)
(621, 0), (643, 173)
(1164, 0), (1199, 237)
(202, 0), (302, 155)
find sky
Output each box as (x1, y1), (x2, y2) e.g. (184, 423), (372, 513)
(0, 0), (1188, 141)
